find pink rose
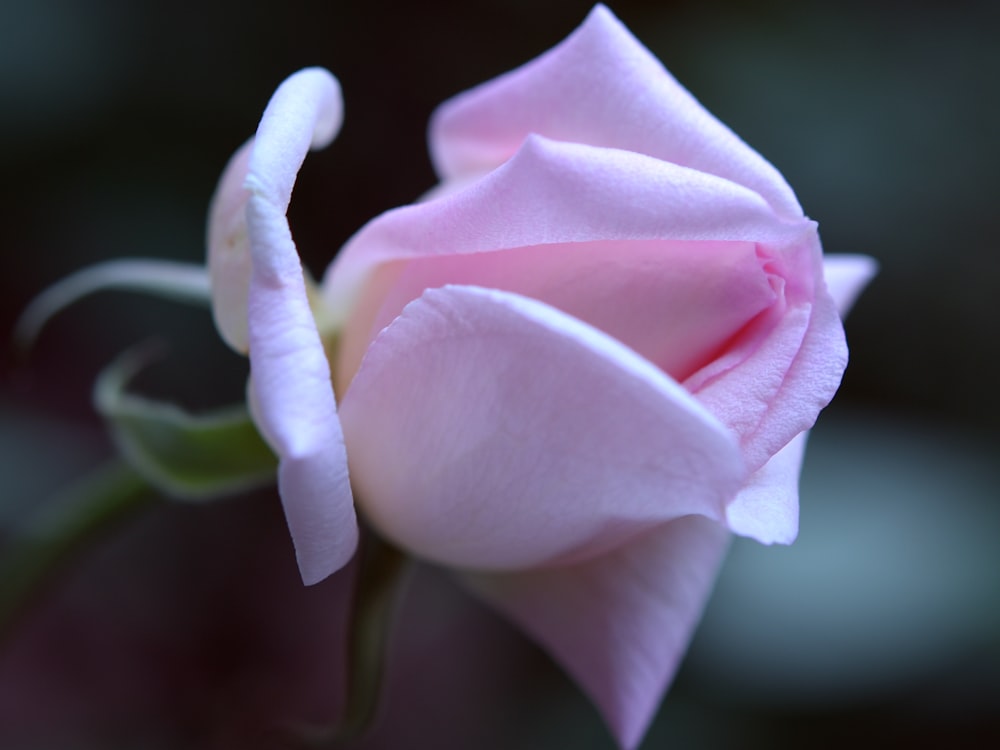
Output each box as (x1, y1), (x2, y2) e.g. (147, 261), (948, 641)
(207, 5), (874, 747)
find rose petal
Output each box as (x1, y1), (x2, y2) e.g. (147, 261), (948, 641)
(246, 68), (343, 209)
(323, 134), (815, 325)
(690, 282), (846, 472)
(724, 431), (808, 544)
(338, 284), (745, 571)
(716, 256), (875, 538)
(340, 239), (777, 391)
(243, 68), (357, 584)
(466, 514), (731, 750)
(430, 4), (801, 218)
(208, 66), (343, 354)
(207, 139), (254, 353)
(715, 256), (875, 541)
(823, 254), (879, 318)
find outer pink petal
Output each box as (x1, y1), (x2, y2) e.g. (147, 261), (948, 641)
(823, 254), (879, 317)
(338, 284), (745, 571)
(466, 515), (731, 750)
(244, 68), (358, 585)
(322, 134), (815, 319)
(717, 258), (875, 542)
(430, 4), (801, 218)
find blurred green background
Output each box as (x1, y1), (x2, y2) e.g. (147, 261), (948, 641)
(1, 0), (998, 747)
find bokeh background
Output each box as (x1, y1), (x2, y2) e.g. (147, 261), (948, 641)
(1, 0), (998, 747)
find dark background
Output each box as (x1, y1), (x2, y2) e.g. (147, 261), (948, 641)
(1, 0), (998, 747)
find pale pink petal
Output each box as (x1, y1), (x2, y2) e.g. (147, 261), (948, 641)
(244, 68), (357, 584)
(336, 239), (777, 391)
(430, 4), (801, 217)
(207, 139), (254, 353)
(323, 134), (815, 321)
(690, 281), (846, 472)
(716, 256), (875, 541)
(466, 514), (731, 750)
(338, 284), (745, 571)
(724, 431), (807, 544)
(246, 68), (343, 210)
(208, 65), (344, 354)
(823, 254), (879, 317)
(716, 256), (875, 538)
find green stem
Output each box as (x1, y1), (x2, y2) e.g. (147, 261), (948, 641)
(293, 530), (411, 747)
(339, 532), (410, 742)
(0, 460), (154, 643)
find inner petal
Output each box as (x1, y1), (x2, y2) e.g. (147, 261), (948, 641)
(337, 239), (777, 390)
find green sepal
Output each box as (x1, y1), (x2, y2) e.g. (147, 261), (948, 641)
(94, 346), (277, 500)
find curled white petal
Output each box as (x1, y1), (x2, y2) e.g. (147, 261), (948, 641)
(243, 68), (357, 584)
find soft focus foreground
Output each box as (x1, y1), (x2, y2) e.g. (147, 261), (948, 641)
(5, 1), (997, 746)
